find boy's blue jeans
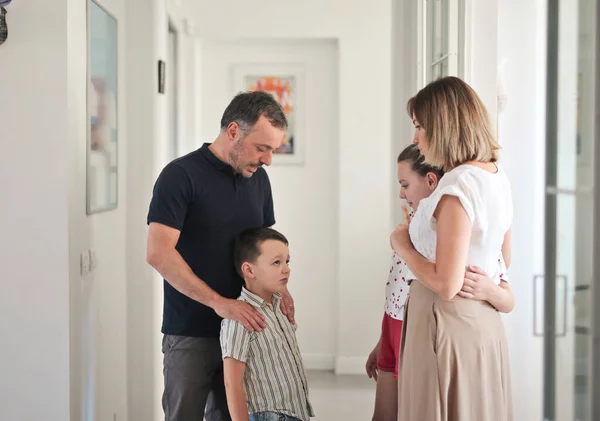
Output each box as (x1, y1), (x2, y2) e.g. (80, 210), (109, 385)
(249, 412), (303, 421)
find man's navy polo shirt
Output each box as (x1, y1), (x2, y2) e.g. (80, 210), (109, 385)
(147, 143), (275, 337)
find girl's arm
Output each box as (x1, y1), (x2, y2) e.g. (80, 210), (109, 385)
(458, 266), (515, 313)
(366, 336), (382, 380)
(502, 229), (512, 268)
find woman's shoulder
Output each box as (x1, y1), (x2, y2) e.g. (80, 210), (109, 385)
(439, 163), (510, 192)
(436, 165), (476, 190)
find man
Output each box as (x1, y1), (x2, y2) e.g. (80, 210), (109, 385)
(146, 91), (296, 421)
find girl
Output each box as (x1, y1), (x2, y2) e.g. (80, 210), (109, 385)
(366, 144), (514, 421)
(391, 77), (514, 420)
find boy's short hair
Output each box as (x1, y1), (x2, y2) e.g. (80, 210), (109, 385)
(233, 227), (289, 278)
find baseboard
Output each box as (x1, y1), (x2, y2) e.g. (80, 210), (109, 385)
(334, 356), (365, 375)
(302, 353), (335, 370)
(301, 354), (367, 375)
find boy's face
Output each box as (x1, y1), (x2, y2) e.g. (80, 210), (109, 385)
(244, 240), (291, 294)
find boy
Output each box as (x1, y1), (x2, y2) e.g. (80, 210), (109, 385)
(220, 227), (314, 421)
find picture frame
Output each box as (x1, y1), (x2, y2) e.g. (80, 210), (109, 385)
(87, 0), (118, 214)
(232, 64), (307, 165)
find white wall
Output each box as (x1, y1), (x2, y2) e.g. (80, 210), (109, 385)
(0, 0), (129, 419)
(392, 1), (549, 420)
(498, 3), (588, 420)
(199, 38), (340, 369)
(189, 0), (393, 373)
(125, 0), (167, 419)
(0, 0), (198, 420)
(0, 1), (71, 419)
(125, 0), (199, 419)
(86, 0), (130, 418)
(392, 0), (421, 226)
(553, 1), (583, 419)
(468, 0), (499, 126)
(497, 1), (547, 420)
(392, 0), (502, 224)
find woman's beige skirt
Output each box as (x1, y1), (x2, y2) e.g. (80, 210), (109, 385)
(397, 280), (513, 421)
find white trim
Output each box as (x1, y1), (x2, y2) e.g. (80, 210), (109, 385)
(166, 0), (183, 29)
(446, 0), (460, 76)
(174, 32), (186, 157)
(460, 0), (473, 82)
(420, 0), (465, 83)
(426, 0), (434, 82)
(335, 357), (367, 375)
(432, 52), (452, 67)
(302, 353), (335, 370)
(167, 16), (183, 158)
(167, 8), (198, 156)
(417, 0), (427, 88)
(167, 0), (195, 37)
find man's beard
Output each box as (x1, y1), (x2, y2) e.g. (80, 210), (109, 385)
(229, 139), (260, 178)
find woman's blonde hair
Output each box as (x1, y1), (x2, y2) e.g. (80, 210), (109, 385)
(407, 76), (500, 172)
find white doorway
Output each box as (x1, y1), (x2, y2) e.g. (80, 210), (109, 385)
(199, 38), (340, 369)
(167, 22), (179, 161)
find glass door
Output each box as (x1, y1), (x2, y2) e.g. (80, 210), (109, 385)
(544, 0), (599, 420)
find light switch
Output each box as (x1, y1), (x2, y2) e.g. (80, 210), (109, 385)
(89, 249), (97, 272)
(80, 251), (90, 276)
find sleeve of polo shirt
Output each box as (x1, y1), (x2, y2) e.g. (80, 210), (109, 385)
(262, 171), (276, 227)
(220, 318), (252, 362)
(147, 163), (193, 231)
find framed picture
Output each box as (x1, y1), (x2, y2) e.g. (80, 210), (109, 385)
(232, 64), (306, 165)
(87, 0), (118, 214)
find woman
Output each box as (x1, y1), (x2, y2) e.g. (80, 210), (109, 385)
(366, 144), (514, 421)
(390, 77), (514, 421)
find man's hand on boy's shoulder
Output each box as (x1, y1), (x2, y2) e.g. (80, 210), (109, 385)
(214, 296), (266, 332)
(280, 288), (296, 325)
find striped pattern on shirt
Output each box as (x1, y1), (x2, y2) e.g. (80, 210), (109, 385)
(220, 288), (314, 421)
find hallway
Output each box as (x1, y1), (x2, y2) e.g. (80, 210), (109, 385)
(307, 372), (376, 421)
(1, 0), (599, 420)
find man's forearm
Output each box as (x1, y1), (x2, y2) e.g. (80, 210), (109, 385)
(149, 248), (222, 308)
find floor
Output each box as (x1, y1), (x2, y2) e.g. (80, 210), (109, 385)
(307, 371), (376, 420)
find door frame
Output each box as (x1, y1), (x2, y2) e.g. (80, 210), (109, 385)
(542, 0), (559, 415)
(544, 0), (600, 419)
(591, 1), (600, 418)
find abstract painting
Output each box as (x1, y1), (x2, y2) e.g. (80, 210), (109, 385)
(233, 64), (306, 165)
(245, 75), (296, 155)
(87, 0), (118, 214)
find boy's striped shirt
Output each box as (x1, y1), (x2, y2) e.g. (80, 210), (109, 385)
(220, 288), (314, 421)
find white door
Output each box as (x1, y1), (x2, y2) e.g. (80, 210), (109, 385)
(543, 0), (599, 420)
